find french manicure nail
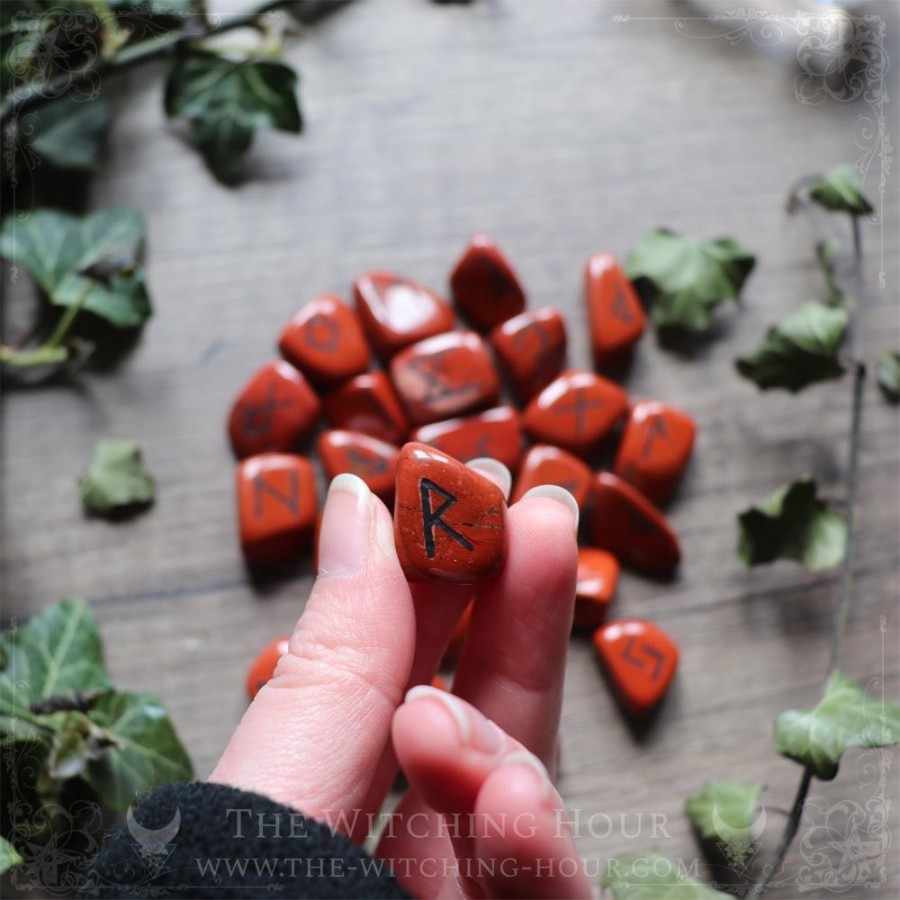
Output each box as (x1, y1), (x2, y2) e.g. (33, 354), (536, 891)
(405, 685), (504, 754)
(501, 749), (554, 800)
(520, 484), (580, 531)
(317, 473), (372, 577)
(467, 457), (512, 499)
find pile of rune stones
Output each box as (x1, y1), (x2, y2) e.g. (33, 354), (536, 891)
(232, 235), (695, 717)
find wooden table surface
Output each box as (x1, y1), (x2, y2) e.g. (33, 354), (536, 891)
(3, 1), (898, 896)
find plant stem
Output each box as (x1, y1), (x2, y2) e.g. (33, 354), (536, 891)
(0, 0), (297, 124)
(748, 361), (866, 898)
(828, 359), (866, 673)
(45, 282), (93, 349)
(851, 215), (862, 266)
(748, 769), (813, 898)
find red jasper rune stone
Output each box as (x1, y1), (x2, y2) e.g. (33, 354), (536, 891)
(613, 401), (696, 503)
(321, 371), (409, 445)
(490, 307), (567, 401)
(390, 331), (500, 426)
(228, 361), (321, 458)
(449, 234), (526, 332)
(317, 429), (399, 503)
(573, 547), (619, 629)
(585, 252), (645, 364)
(522, 370), (629, 456)
(511, 444), (593, 509)
(278, 294), (370, 385)
(354, 271), (455, 358)
(237, 453), (318, 564)
(411, 406), (522, 471)
(589, 472), (681, 574)
(394, 443), (506, 583)
(593, 619), (679, 714)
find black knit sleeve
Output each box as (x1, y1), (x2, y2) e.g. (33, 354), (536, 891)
(78, 781), (411, 899)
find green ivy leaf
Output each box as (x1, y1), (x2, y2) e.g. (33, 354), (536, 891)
(83, 691), (193, 811)
(737, 476), (846, 572)
(25, 96), (112, 170)
(164, 50), (302, 183)
(78, 439), (155, 517)
(684, 781), (763, 862)
(626, 229), (756, 332)
(735, 301), (848, 393)
(774, 671), (900, 780)
(0, 836), (23, 876)
(46, 710), (118, 780)
(809, 163), (874, 216)
(0, 600), (112, 721)
(602, 850), (730, 899)
(815, 239), (850, 307)
(0, 208), (153, 328)
(876, 350), (900, 403)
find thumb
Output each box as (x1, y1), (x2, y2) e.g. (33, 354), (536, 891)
(210, 474), (415, 827)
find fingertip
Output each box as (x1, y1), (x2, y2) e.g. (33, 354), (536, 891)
(517, 484), (579, 531)
(467, 457), (512, 499)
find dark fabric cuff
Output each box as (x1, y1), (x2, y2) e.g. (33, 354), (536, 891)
(78, 781), (411, 899)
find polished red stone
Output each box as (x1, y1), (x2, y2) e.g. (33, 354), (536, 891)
(585, 252), (646, 364)
(613, 401), (696, 503)
(228, 361), (321, 458)
(449, 234), (526, 332)
(317, 429), (399, 504)
(354, 271), (455, 358)
(522, 370), (629, 456)
(588, 472), (681, 574)
(411, 406), (522, 471)
(573, 548), (619, 629)
(321, 371), (409, 445)
(278, 294), (370, 385)
(510, 444), (593, 509)
(237, 453), (318, 564)
(246, 636), (290, 700)
(490, 307), (567, 401)
(390, 331), (500, 426)
(593, 619), (679, 714)
(442, 601), (474, 664)
(394, 442), (507, 583)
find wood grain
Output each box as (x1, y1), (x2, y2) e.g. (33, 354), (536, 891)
(2, 1), (898, 895)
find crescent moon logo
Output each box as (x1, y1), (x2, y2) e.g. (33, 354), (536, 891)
(127, 806), (181, 853)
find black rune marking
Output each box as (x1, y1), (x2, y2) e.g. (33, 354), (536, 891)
(253, 470), (299, 518)
(621, 636), (665, 681)
(304, 314), (341, 353)
(242, 383), (294, 438)
(611, 284), (635, 325)
(640, 416), (668, 460)
(420, 478), (474, 558)
(554, 387), (605, 436)
(408, 351), (471, 404)
(345, 447), (388, 476)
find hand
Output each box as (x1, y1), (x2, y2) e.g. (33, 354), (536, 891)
(210, 460), (589, 899)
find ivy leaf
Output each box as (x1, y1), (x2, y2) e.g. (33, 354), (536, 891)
(602, 850), (730, 899)
(0, 836), (23, 876)
(737, 477), (846, 572)
(626, 229), (756, 332)
(0, 208), (153, 328)
(0, 600), (112, 722)
(78, 439), (155, 517)
(876, 350), (900, 403)
(685, 781), (763, 862)
(774, 671), (900, 780)
(82, 691), (193, 811)
(815, 239), (850, 307)
(46, 710), (118, 780)
(809, 163), (874, 216)
(164, 50), (302, 183)
(735, 302), (848, 393)
(25, 96), (112, 170)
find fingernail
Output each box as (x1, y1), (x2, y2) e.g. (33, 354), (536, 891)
(405, 685), (504, 754)
(467, 458), (512, 499)
(317, 474), (372, 577)
(520, 484), (579, 531)
(500, 749), (554, 801)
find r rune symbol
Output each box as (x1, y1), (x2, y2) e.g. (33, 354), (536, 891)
(419, 478), (474, 558)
